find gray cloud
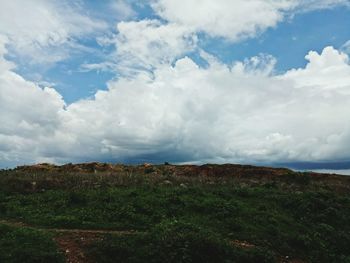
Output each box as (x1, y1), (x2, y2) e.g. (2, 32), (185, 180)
(1, 1), (350, 167)
(1, 37), (350, 166)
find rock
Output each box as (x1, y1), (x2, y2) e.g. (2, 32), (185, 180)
(163, 180), (173, 186)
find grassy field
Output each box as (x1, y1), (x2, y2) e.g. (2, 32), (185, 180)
(0, 224), (64, 263)
(0, 163), (350, 262)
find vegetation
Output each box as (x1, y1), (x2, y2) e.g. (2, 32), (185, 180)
(0, 224), (64, 263)
(88, 220), (275, 263)
(0, 163), (350, 262)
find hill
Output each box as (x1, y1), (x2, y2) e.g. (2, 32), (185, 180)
(0, 163), (349, 263)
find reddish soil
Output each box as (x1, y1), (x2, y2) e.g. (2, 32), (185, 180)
(230, 239), (255, 249)
(0, 219), (137, 263)
(12, 162), (350, 193)
(1, 218), (310, 263)
(54, 233), (102, 263)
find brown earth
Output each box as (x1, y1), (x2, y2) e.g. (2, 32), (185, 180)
(0, 219), (137, 263)
(9, 162), (350, 193)
(54, 232), (106, 263)
(0, 218), (306, 263)
(1, 162), (348, 262)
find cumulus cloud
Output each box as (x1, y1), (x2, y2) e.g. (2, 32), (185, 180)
(151, 0), (350, 41)
(1, 37), (350, 166)
(1, 0), (350, 167)
(0, 0), (107, 64)
(97, 20), (198, 75)
(63, 47), (350, 164)
(83, 0), (350, 75)
(282, 47), (350, 92)
(0, 37), (66, 165)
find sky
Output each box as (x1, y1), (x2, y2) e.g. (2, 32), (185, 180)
(1, 0), (350, 170)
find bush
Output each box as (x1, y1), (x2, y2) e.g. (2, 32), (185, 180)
(88, 220), (276, 263)
(0, 224), (64, 263)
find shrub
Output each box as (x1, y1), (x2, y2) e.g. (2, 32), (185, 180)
(88, 220), (276, 263)
(0, 224), (64, 263)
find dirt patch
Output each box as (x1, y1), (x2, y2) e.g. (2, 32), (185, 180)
(278, 256), (307, 263)
(55, 233), (102, 263)
(0, 219), (137, 263)
(230, 239), (255, 249)
(0, 219), (137, 235)
(229, 239), (307, 263)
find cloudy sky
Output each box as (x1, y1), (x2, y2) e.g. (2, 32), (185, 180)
(1, 0), (350, 169)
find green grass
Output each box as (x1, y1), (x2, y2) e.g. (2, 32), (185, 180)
(0, 224), (64, 263)
(87, 220), (276, 263)
(1, 185), (350, 262)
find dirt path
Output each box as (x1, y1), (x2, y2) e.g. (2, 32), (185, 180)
(0, 219), (137, 235)
(54, 232), (102, 263)
(0, 219), (137, 263)
(0, 219), (306, 263)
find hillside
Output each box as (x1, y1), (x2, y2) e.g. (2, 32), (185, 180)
(0, 163), (350, 263)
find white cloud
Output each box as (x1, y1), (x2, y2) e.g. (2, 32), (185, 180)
(151, 0), (350, 41)
(1, 0), (350, 167)
(342, 40), (350, 54)
(111, 0), (137, 20)
(81, 1), (349, 76)
(87, 20), (197, 75)
(77, 47), (347, 163)
(0, 0), (107, 64)
(80, 62), (116, 73)
(152, 0), (295, 41)
(282, 46), (350, 93)
(1, 38), (350, 165)
(0, 37), (66, 164)
(0, 36), (15, 72)
(112, 20), (197, 74)
(297, 0), (350, 11)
